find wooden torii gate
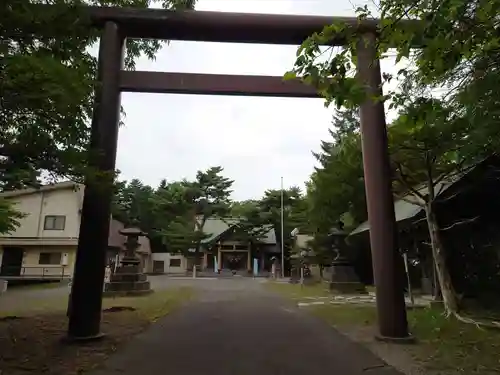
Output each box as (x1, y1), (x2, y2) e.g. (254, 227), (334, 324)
(53, 7), (410, 341)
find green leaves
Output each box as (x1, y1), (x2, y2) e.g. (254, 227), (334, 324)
(308, 107), (366, 237)
(285, 17), (364, 109)
(111, 165), (233, 254)
(0, 199), (26, 235)
(283, 71), (297, 81)
(1, 0), (198, 190)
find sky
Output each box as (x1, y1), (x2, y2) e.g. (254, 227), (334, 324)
(117, 0), (394, 201)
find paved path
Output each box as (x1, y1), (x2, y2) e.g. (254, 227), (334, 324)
(91, 278), (402, 375)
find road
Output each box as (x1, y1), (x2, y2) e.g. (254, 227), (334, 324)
(88, 276), (402, 375)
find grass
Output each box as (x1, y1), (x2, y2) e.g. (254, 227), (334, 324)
(271, 282), (500, 375)
(102, 287), (194, 322)
(265, 281), (331, 299)
(0, 287), (194, 375)
(7, 281), (69, 291)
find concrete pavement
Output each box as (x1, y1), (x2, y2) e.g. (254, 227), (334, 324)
(91, 277), (402, 375)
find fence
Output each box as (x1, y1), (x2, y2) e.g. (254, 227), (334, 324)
(0, 265), (71, 280)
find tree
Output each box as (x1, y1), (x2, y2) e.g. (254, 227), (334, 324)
(192, 166), (234, 254)
(257, 187), (308, 271)
(388, 97), (474, 314)
(160, 216), (202, 255)
(1, 0), (197, 189)
(112, 179), (155, 227)
(306, 107), (367, 273)
(152, 179), (200, 254)
(230, 200), (260, 217)
(286, 1), (500, 324)
(308, 107), (366, 237)
(377, 0), (500, 159)
(232, 204), (272, 254)
(0, 199), (25, 234)
(111, 169), (233, 257)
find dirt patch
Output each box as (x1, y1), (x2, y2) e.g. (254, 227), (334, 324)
(0, 316), (24, 322)
(103, 306), (136, 313)
(0, 311), (149, 375)
(0, 287), (195, 375)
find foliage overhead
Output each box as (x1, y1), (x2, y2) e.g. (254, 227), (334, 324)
(0, 0), (197, 236)
(0, 0), (197, 190)
(0, 199), (26, 235)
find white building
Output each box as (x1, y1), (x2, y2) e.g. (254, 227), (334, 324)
(0, 182), (152, 280)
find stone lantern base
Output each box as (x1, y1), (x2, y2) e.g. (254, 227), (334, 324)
(329, 258), (367, 294)
(103, 227), (153, 297)
(103, 264), (153, 297)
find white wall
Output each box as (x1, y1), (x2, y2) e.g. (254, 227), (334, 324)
(4, 186), (82, 238)
(7, 193), (42, 237)
(152, 253), (186, 273)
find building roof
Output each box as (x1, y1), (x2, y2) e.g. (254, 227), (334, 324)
(108, 218), (126, 248)
(349, 156), (500, 237)
(0, 181), (81, 198)
(199, 217), (276, 245)
(349, 181), (453, 236)
(200, 217), (237, 243)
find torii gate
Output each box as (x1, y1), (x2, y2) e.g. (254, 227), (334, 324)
(50, 6), (410, 341)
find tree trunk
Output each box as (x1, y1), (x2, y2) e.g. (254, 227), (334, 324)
(432, 262), (443, 301)
(424, 204), (459, 314)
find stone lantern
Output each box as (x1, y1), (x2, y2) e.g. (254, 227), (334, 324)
(328, 222), (367, 294)
(103, 227), (153, 296)
(120, 227), (143, 269)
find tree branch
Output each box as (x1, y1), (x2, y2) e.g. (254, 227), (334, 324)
(440, 216), (479, 231)
(395, 163), (427, 201)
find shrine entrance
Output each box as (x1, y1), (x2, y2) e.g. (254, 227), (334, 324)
(45, 5), (410, 342)
(221, 252), (247, 271)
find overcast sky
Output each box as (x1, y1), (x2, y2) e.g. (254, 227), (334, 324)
(117, 0), (393, 201)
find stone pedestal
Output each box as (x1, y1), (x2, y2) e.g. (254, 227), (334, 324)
(327, 223), (367, 294)
(103, 228), (153, 297)
(103, 267), (153, 297)
(329, 258), (367, 294)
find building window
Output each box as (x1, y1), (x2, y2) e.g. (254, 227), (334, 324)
(169, 258), (181, 267)
(39, 252), (62, 265)
(44, 215), (66, 230)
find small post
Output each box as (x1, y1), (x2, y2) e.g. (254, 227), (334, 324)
(192, 264), (196, 279)
(403, 253), (415, 306)
(356, 32), (410, 340)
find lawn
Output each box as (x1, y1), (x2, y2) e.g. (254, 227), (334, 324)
(0, 287), (194, 375)
(265, 281), (331, 299)
(270, 282), (500, 375)
(7, 281), (69, 291)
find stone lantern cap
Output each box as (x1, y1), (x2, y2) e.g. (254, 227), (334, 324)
(119, 227), (146, 237)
